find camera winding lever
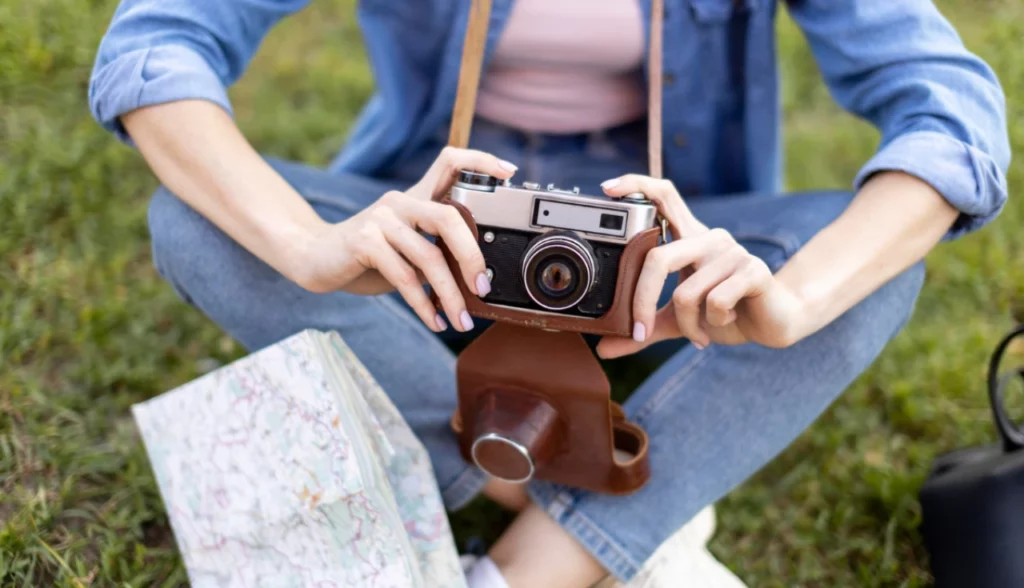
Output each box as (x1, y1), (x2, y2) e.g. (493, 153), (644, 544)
(451, 322), (651, 495)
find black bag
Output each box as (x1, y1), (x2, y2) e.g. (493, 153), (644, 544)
(920, 325), (1024, 588)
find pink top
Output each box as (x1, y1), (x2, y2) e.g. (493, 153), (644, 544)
(475, 0), (647, 135)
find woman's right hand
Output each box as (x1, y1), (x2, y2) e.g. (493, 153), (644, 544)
(296, 147), (518, 333)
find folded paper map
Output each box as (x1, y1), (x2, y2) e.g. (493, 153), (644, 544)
(133, 330), (467, 587)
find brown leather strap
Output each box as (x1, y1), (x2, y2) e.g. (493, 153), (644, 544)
(647, 0), (664, 180)
(447, 0), (493, 149)
(448, 0), (664, 180)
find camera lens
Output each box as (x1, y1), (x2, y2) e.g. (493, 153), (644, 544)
(539, 259), (576, 297)
(521, 231), (597, 311)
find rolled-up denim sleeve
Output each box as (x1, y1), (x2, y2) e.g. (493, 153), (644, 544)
(788, 0), (1011, 238)
(89, 0), (311, 144)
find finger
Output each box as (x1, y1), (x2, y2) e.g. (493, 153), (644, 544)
(705, 257), (773, 318)
(600, 256), (764, 359)
(707, 307), (739, 328)
(416, 146), (518, 201)
(631, 231), (734, 343)
(599, 174), (705, 238)
(357, 226), (447, 333)
(409, 199), (490, 297)
(597, 305), (680, 359)
(381, 218), (473, 331)
(670, 250), (746, 347)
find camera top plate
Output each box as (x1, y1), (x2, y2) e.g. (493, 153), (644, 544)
(451, 171), (657, 245)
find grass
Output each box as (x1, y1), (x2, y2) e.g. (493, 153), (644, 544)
(1, 0), (1022, 585)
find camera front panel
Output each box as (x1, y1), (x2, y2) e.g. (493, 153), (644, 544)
(478, 226), (623, 318)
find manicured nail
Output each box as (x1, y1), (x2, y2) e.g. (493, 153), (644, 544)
(475, 272), (492, 297)
(601, 178), (620, 190)
(434, 314), (448, 331)
(460, 310), (475, 331)
(499, 159), (518, 172)
(632, 321), (646, 342)
(692, 341), (706, 351)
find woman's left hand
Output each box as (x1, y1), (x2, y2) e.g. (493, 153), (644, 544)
(596, 175), (808, 359)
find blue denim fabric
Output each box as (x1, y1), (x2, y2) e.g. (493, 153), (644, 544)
(147, 123), (925, 580)
(90, 0), (1009, 238)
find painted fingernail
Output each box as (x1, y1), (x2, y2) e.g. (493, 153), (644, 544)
(460, 310), (475, 331)
(499, 159), (518, 172)
(632, 321), (646, 342)
(601, 178), (620, 190)
(692, 341), (705, 350)
(434, 314), (448, 331)
(475, 272), (492, 297)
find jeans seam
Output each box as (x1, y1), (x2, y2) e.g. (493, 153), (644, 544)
(528, 483), (641, 579)
(558, 508), (642, 578)
(633, 346), (717, 423)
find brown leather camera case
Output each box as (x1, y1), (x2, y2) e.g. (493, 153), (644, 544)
(452, 322), (650, 495)
(432, 0), (666, 495)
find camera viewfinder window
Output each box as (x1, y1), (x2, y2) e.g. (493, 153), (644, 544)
(600, 214), (624, 231)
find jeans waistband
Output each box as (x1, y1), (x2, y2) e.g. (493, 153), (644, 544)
(470, 116), (648, 156)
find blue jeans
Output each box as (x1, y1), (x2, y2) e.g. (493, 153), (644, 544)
(147, 119), (925, 581)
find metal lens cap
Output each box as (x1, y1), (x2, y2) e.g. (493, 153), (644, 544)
(471, 434), (535, 483)
(456, 170), (499, 191)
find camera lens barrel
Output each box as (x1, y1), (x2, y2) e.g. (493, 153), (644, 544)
(521, 230), (598, 311)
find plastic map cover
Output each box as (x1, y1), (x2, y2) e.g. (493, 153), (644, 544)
(133, 329), (467, 588)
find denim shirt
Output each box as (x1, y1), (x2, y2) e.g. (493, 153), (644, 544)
(89, 0), (1010, 238)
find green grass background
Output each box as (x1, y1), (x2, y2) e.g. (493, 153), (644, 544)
(2, 0), (1022, 586)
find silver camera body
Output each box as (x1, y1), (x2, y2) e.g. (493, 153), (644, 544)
(450, 171), (658, 318)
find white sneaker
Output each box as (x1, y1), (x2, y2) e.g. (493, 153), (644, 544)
(592, 506), (747, 588)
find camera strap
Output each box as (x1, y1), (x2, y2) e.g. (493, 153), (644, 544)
(446, 0), (665, 180)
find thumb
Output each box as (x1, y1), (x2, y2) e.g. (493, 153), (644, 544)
(596, 306), (681, 359)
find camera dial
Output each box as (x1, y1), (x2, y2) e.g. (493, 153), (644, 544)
(521, 230), (598, 311)
(455, 170), (499, 192)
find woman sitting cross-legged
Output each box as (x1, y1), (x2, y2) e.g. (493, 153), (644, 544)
(89, 0), (1008, 585)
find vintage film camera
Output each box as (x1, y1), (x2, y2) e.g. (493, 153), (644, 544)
(450, 171), (659, 321)
(442, 170), (663, 337)
(436, 171), (665, 494)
